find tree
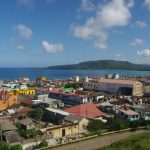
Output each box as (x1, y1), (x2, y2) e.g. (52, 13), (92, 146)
(86, 120), (105, 134)
(38, 140), (48, 147)
(19, 129), (37, 138)
(0, 143), (22, 150)
(15, 122), (37, 138)
(10, 144), (22, 150)
(128, 120), (139, 129)
(0, 143), (10, 150)
(32, 140), (48, 149)
(28, 108), (44, 121)
(65, 83), (82, 89)
(107, 117), (127, 131)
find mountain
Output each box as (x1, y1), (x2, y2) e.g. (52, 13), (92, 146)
(47, 60), (150, 71)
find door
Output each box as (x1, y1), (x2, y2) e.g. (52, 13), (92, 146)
(62, 129), (66, 137)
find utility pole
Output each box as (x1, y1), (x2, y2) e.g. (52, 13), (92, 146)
(0, 125), (2, 143)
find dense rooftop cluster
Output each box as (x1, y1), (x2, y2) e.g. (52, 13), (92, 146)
(0, 74), (150, 149)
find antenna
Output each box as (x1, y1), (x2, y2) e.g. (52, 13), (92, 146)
(86, 107), (88, 117)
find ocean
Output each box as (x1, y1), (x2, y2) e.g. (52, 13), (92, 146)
(0, 68), (150, 80)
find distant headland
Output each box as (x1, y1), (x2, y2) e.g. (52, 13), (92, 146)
(47, 60), (150, 71)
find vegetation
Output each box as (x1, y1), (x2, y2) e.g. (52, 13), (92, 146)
(105, 132), (150, 150)
(28, 108), (44, 121)
(32, 140), (48, 149)
(47, 60), (150, 71)
(87, 117), (150, 135)
(19, 129), (37, 138)
(86, 120), (105, 134)
(15, 122), (37, 138)
(0, 142), (22, 150)
(65, 83), (82, 89)
(106, 117), (127, 131)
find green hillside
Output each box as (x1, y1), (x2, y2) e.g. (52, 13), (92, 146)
(47, 60), (150, 71)
(105, 131), (150, 150)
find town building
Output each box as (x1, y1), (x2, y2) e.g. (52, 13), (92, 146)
(64, 102), (105, 119)
(44, 107), (70, 124)
(0, 119), (22, 144)
(40, 115), (88, 138)
(20, 118), (35, 130)
(40, 123), (79, 139)
(133, 104), (150, 121)
(83, 78), (143, 96)
(0, 91), (17, 111)
(64, 115), (89, 132)
(49, 90), (88, 105)
(118, 106), (140, 121)
(13, 88), (36, 96)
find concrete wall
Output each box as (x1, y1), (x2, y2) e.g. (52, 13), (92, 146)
(83, 81), (143, 96)
(47, 124), (79, 138)
(78, 118), (89, 132)
(83, 82), (133, 94)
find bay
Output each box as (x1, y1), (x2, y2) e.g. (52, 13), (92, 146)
(0, 68), (150, 80)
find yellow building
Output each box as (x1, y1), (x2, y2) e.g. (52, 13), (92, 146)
(0, 91), (17, 111)
(37, 76), (47, 81)
(9, 88), (36, 96)
(40, 123), (79, 138)
(40, 115), (89, 139)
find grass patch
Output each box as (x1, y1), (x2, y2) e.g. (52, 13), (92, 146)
(105, 131), (150, 150)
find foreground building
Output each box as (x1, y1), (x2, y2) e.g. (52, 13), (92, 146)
(0, 119), (22, 144)
(83, 78), (143, 96)
(64, 102), (105, 119)
(40, 115), (88, 138)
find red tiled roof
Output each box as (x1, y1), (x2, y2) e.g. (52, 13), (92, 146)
(119, 109), (139, 116)
(37, 88), (49, 92)
(21, 99), (32, 107)
(49, 90), (85, 98)
(17, 107), (31, 116)
(64, 102), (105, 119)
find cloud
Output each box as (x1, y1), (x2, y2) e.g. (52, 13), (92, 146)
(144, 0), (150, 10)
(16, 0), (35, 8)
(42, 41), (64, 53)
(130, 38), (144, 46)
(73, 0), (133, 49)
(16, 45), (24, 50)
(80, 0), (96, 12)
(126, 0), (134, 8)
(137, 49), (150, 57)
(14, 24), (32, 39)
(135, 20), (147, 28)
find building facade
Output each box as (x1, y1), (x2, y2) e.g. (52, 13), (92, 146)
(83, 79), (143, 96)
(0, 91), (17, 111)
(49, 90), (88, 105)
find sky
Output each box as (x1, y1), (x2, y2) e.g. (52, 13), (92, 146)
(0, 0), (150, 67)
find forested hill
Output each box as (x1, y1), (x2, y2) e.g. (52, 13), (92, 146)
(47, 60), (150, 71)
